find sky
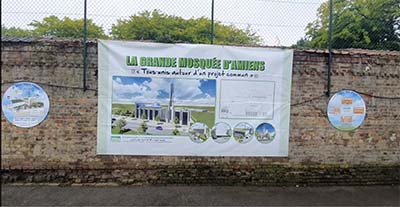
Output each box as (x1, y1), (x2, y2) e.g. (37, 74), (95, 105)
(255, 123), (276, 135)
(4, 83), (45, 100)
(112, 76), (216, 106)
(213, 122), (231, 134)
(1, 0), (325, 46)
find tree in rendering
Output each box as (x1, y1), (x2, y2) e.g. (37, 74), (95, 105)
(115, 118), (127, 134)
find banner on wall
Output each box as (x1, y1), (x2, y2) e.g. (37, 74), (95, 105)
(97, 40), (293, 156)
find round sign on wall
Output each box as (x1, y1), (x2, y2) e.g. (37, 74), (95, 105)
(327, 90), (366, 131)
(1, 82), (50, 128)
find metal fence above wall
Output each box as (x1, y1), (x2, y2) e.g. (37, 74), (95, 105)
(3, 0), (399, 94)
(2, 0), (399, 95)
(4, 0), (398, 51)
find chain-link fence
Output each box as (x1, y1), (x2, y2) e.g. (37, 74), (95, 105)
(2, 0), (399, 50)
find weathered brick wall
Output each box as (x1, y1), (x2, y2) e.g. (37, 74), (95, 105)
(1, 39), (399, 185)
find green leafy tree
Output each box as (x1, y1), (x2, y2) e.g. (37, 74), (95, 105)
(29, 16), (108, 38)
(292, 38), (311, 49)
(1, 25), (33, 37)
(155, 114), (161, 122)
(198, 134), (207, 141)
(300, 0), (400, 50)
(172, 127), (180, 136)
(113, 109), (122, 115)
(139, 121), (148, 134)
(2, 16), (108, 39)
(174, 117), (180, 125)
(31, 102), (44, 108)
(111, 10), (262, 45)
(115, 118), (127, 134)
(122, 109), (131, 116)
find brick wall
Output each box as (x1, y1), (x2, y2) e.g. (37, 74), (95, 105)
(1, 38), (399, 185)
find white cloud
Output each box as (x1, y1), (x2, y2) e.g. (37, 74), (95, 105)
(112, 78), (215, 106)
(112, 80), (143, 95)
(141, 78), (204, 100)
(178, 96), (215, 106)
(13, 87), (23, 96)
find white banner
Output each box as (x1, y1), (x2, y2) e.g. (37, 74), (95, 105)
(97, 40), (293, 156)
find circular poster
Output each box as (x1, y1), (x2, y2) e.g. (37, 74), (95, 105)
(327, 90), (366, 131)
(255, 122), (276, 144)
(2, 82), (50, 128)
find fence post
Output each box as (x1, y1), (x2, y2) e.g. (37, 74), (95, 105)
(210, 0), (215, 44)
(83, 0), (88, 91)
(327, 0), (333, 97)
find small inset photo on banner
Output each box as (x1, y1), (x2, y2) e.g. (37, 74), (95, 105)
(255, 123), (276, 144)
(189, 122), (209, 143)
(211, 122), (232, 143)
(1, 82), (50, 128)
(233, 122), (254, 144)
(327, 90), (366, 131)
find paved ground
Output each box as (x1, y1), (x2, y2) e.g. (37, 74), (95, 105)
(2, 185), (399, 206)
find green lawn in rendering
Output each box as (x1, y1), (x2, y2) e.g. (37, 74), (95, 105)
(112, 103), (215, 129)
(111, 126), (140, 135)
(112, 103), (136, 115)
(176, 105), (215, 129)
(191, 111), (215, 129)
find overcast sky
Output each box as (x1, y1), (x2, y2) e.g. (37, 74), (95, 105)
(2, 0), (325, 46)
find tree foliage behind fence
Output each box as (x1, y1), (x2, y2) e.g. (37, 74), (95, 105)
(2, 0), (399, 50)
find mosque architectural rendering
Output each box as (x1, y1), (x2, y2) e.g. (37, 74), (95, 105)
(135, 83), (192, 126)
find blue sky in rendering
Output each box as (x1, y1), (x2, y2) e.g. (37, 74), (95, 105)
(4, 83), (42, 100)
(112, 76), (216, 106)
(327, 90), (366, 130)
(256, 123), (276, 136)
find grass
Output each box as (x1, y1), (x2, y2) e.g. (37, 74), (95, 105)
(174, 105), (215, 113)
(112, 103), (135, 115)
(111, 126), (139, 135)
(124, 130), (140, 135)
(161, 104), (216, 128)
(191, 111), (215, 129)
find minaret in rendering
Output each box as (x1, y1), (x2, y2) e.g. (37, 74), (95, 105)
(168, 82), (175, 123)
